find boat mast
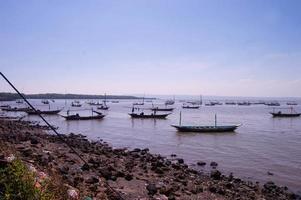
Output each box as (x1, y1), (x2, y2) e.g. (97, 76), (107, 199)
(215, 114), (217, 127)
(179, 111), (182, 126)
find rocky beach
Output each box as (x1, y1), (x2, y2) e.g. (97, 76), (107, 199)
(0, 119), (299, 200)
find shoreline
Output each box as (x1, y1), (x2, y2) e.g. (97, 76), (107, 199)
(0, 119), (299, 200)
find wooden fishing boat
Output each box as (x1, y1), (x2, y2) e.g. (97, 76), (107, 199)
(97, 105), (109, 110)
(1, 106), (32, 112)
(41, 100), (49, 104)
(287, 101), (298, 106)
(111, 100), (119, 103)
(151, 107), (174, 112)
(171, 112), (241, 133)
(172, 125), (240, 132)
(270, 107), (300, 117)
(182, 104), (200, 109)
(25, 109), (62, 115)
(71, 102), (82, 107)
(129, 112), (170, 119)
(61, 111), (105, 120)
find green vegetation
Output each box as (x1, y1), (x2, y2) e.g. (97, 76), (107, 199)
(0, 92), (152, 101)
(0, 159), (64, 200)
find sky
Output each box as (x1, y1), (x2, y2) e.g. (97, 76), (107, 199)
(1, 0), (301, 97)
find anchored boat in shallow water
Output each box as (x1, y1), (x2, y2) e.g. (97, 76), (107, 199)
(61, 110), (105, 120)
(270, 107), (301, 117)
(171, 112), (241, 133)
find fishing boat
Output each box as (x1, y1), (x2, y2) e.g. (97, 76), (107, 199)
(1, 106), (32, 112)
(265, 101), (280, 106)
(182, 104), (200, 109)
(133, 97), (145, 106)
(16, 99), (23, 104)
(151, 107), (174, 112)
(270, 107), (301, 117)
(25, 109), (62, 115)
(129, 112), (170, 119)
(98, 93), (110, 110)
(41, 100), (49, 104)
(287, 101), (298, 106)
(237, 101), (251, 106)
(87, 101), (103, 106)
(165, 96), (175, 106)
(71, 101), (82, 107)
(171, 113), (241, 133)
(111, 100), (119, 103)
(61, 110), (105, 120)
(225, 101), (236, 105)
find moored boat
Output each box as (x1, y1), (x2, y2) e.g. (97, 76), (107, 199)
(150, 107), (174, 112)
(129, 112), (170, 119)
(61, 110), (105, 120)
(182, 104), (200, 109)
(171, 112), (241, 133)
(25, 109), (62, 115)
(270, 107), (301, 117)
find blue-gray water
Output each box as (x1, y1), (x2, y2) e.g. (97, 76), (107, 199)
(1, 98), (301, 193)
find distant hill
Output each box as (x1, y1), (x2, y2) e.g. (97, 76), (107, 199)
(0, 92), (152, 101)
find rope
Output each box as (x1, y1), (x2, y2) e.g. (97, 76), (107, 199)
(0, 72), (124, 200)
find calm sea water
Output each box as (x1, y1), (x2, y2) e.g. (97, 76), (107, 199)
(1, 98), (301, 193)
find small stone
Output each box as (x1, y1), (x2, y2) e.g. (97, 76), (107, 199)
(210, 170), (221, 180)
(81, 163), (90, 171)
(210, 161), (218, 167)
(125, 174), (133, 181)
(146, 183), (157, 195)
(177, 158), (184, 164)
(197, 161), (206, 166)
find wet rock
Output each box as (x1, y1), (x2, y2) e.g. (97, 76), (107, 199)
(210, 170), (221, 180)
(99, 168), (112, 180)
(20, 148), (33, 157)
(177, 158), (184, 164)
(81, 163), (90, 171)
(125, 174), (133, 181)
(146, 183), (157, 195)
(59, 166), (69, 175)
(30, 136), (39, 144)
(85, 176), (99, 184)
(210, 161), (218, 167)
(197, 161), (206, 166)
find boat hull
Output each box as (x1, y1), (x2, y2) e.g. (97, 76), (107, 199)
(26, 109), (61, 115)
(151, 108), (174, 112)
(171, 125), (239, 132)
(270, 113), (301, 117)
(129, 113), (170, 119)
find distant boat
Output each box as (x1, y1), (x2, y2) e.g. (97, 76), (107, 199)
(87, 101), (102, 106)
(41, 100), (49, 104)
(270, 107), (301, 117)
(71, 101), (82, 107)
(237, 101), (251, 106)
(98, 94), (109, 110)
(1, 106), (31, 112)
(182, 104), (200, 109)
(129, 107), (171, 119)
(151, 107), (174, 112)
(165, 96), (175, 106)
(25, 109), (62, 115)
(61, 110), (105, 120)
(111, 100), (119, 103)
(16, 99), (23, 104)
(133, 97), (145, 106)
(129, 112), (170, 119)
(225, 101), (236, 105)
(265, 102), (280, 106)
(287, 101), (298, 106)
(171, 113), (241, 133)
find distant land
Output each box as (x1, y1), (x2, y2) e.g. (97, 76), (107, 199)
(0, 92), (152, 101)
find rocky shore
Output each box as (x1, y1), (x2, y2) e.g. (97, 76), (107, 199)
(0, 119), (299, 200)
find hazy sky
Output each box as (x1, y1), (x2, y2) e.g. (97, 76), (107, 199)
(1, 0), (301, 97)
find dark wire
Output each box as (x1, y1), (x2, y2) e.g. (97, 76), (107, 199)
(0, 72), (124, 200)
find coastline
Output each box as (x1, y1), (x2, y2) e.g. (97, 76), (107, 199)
(0, 119), (299, 200)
